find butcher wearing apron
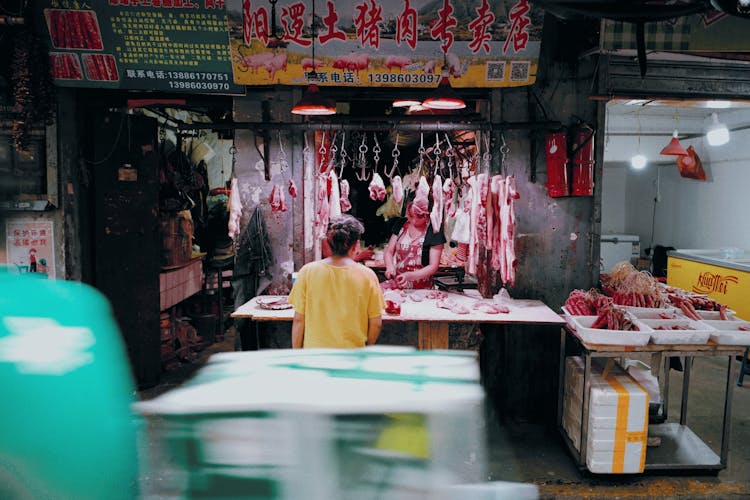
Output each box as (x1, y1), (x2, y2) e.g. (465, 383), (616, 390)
(392, 221), (433, 289)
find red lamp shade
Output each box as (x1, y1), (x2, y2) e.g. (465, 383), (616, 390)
(392, 97), (423, 108)
(291, 84), (336, 116)
(660, 132), (688, 156)
(422, 74), (466, 110)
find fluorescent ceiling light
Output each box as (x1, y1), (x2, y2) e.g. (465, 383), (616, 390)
(706, 112), (729, 146)
(705, 100), (731, 109)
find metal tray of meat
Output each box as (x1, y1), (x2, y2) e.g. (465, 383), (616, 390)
(639, 318), (715, 345)
(701, 320), (750, 346)
(256, 296), (293, 310)
(617, 306), (681, 320)
(569, 315), (652, 346)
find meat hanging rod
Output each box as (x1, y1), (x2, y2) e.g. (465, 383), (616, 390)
(176, 120), (561, 133)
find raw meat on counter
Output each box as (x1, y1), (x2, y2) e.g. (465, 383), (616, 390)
(473, 301), (510, 314)
(436, 298), (470, 315)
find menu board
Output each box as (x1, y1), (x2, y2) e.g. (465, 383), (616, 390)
(34, 0), (244, 95)
(226, 0), (544, 88)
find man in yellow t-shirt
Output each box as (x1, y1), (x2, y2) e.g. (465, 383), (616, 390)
(288, 215), (385, 348)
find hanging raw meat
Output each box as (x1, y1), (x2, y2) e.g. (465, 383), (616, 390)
(369, 172), (386, 201)
(489, 175), (504, 272)
(451, 184), (472, 245)
(228, 177), (242, 240)
(467, 175), (480, 275)
(269, 184), (287, 213)
(392, 175), (404, 204)
(314, 176), (330, 239)
(288, 179), (298, 199)
(430, 174), (443, 233)
(476, 173), (489, 246)
(340, 179), (352, 212)
(499, 176), (520, 286)
(443, 177), (456, 218)
(328, 171), (341, 219)
(413, 175), (430, 213)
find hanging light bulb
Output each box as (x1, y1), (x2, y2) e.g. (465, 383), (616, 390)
(631, 153), (648, 170)
(706, 112), (729, 146)
(422, 52), (465, 110)
(291, 0), (336, 116)
(631, 109), (648, 169)
(660, 111), (688, 156)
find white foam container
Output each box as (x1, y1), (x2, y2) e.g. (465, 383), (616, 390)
(639, 318), (715, 345)
(702, 320), (750, 346)
(569, 315), (652, 346)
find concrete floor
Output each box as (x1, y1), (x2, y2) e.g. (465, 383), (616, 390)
(138, 331), (750, 499)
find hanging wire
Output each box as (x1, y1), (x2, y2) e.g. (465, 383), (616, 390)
(277, 130), (288, 173)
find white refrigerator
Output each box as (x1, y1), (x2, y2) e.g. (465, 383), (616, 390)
(600, 234), (640, 274)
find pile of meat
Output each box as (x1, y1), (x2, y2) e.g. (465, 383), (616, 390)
(382, 289), (509, 315)
(588, 306), (639, 331)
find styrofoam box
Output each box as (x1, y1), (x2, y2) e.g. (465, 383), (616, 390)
(639, 318), (715, 345)
(702, 320), (750, 346)
(563, 357), (649, 474)
(694, 309), (738, 321)
(570, 316), (652, 346)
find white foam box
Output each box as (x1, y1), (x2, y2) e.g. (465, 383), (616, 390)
(639, 318), (715, 345)
(562, 357), (649, 474)
(702, 320), (750, 346)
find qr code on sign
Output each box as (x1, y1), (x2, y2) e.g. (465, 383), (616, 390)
(509, 61), (530, 82)
(485, 61), (505, 81)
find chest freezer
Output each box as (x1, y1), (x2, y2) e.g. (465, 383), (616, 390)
(600, 234), (640, 274)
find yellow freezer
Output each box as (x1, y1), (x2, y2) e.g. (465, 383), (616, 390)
(667, 250), (750, 321)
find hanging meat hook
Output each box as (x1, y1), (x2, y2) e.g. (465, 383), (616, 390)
(327, 131), (339, 175)
(433, 132), (442, 177)
(337, 131), (348, 178)
(318, 132), (330, 175)
(385, 132), (400, 179)
(372, 133), (381, 174)
(355, 133), (370, 181)
(417, 132), (426, 172)
(498, 133), (509, 174)
(444, 133), (455, 180)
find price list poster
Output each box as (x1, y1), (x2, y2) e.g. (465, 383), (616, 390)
(33, 0), (244, 94)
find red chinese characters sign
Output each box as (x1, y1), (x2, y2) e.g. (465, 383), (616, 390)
(227, 0), (543, 88)
(5, 220), (56, 278)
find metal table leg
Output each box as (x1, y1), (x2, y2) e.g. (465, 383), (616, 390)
(721, 355), (738, 466)
(557, 328), (566, 429)
(680, 356), (692, 426)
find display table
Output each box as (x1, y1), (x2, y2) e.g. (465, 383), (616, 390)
(558, 326), (743, 472)
(232, 291), (564, 350)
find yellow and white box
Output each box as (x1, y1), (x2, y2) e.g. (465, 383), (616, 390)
(563, 356), (649, 474)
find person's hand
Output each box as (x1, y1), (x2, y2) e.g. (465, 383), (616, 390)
(356, 247), (374, 262)
(385, 263), (397, 279)
(395, 271), (415, 288)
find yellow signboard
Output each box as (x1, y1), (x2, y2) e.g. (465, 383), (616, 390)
(667, 256), (750, 321)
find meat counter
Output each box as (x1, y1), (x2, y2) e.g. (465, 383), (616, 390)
(667, 249), (750, 321)
(232, 290), (563, 350)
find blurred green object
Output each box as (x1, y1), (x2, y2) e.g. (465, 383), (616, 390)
(0, 267), (139, 499)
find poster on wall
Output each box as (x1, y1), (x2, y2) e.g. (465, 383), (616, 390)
(5, 220), (56, 279)
(227, 0), (543, 88)
(33, 0), (244, 95)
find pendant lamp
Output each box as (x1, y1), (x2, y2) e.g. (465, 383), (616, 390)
(392, 97), (423, 108)
(660, 131), (688, 156)
(422, 52), (465, 110)
(660, 111), (687, 156)
(291, 0), (336, 116)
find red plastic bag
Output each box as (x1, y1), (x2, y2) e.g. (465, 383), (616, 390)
(676, 146), (706, 181)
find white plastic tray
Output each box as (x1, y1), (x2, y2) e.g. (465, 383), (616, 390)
(618, 306), (681, 320)
(569, 315), (652, 346)
(701, 320), (750, 346)
(693, 309), (738, 321)
(639, 318), (715, 345)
